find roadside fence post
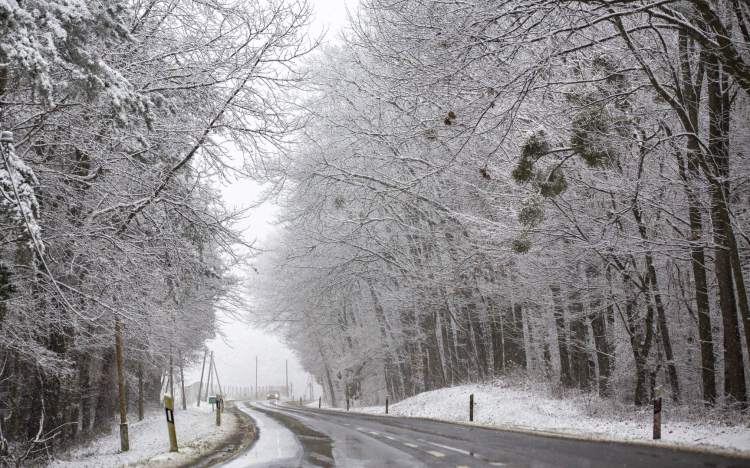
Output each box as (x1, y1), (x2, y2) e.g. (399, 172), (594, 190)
(164, 396), (178, 452)
(216, 395), (222, 426)
(653, 386), (662, 439)
(386, 396), (389, 415)
(469, 394), (474, 422)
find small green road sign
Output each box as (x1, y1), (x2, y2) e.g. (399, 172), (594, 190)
(209, 397), (217, 404)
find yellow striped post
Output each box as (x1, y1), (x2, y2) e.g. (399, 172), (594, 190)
(164, 396), (178, 452)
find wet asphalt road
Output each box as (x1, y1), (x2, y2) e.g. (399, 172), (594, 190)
(220, 401), (749, 468)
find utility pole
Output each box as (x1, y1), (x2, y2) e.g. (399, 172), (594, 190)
(213, 356), (224, 395)
(255, 356), (258, 399)
(197, 349), (207, 406)
(286, 359), (289, 398)
(207, 351), (214, 398)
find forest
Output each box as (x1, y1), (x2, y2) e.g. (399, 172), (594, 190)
(3, 0), (750, 464)
(0, 0), (312, 464)
(256, 0), (750, 422)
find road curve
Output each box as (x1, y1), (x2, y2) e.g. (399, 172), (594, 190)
(218, 400), (749, 468)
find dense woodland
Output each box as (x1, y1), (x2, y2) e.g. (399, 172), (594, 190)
(0, 0), (311, 464)
(257, 0), (750, 420)
(3, 0), (750, 464)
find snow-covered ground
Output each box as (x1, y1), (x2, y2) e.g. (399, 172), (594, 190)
(50, 402), (238, 467)
(318, 380), (750, 456)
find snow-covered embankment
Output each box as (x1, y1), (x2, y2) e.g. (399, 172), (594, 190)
(323, 380), (750, 457)
(50, 402), (240, 467)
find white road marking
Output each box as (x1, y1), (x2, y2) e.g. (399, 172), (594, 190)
(426, 441), (472, 455)
(457, 466), (471, 468)
(427, 451), (445, 457)
(385, 436), (395, 440)
(489, 463), (508, 466)
(403, 443), (419, 448)
(369, 431), (379, 435)
(356, 427), (366, 431)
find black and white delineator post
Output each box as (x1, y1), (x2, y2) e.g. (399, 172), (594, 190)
(164, 396), (178, 452)
(653, 386), (662, 439)
(216, 395), (222, 426)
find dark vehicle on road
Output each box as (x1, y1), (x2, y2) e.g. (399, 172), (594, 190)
(267, 391), (280, 401)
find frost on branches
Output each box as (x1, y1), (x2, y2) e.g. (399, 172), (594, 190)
(0, 140), (42, 256)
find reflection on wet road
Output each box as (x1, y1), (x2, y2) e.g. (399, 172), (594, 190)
(217, 401), (748, 468)
(215, 403), (302, 467)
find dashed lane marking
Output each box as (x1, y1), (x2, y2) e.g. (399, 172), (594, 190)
(427, 451), (445, 458)
(369, 431), (379, 435)
(385, 436), (395, 440)
(403, 443), (419, 448)
(426, 441), (472, 455)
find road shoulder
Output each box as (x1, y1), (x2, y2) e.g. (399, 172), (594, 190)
(140, 403), (256, 468)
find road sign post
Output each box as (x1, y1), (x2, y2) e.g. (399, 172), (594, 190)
(164, 396), (178, 452)
(469, 394), (474, 422)
(209, 395), (216, 412)
(653, 386), (662, 439)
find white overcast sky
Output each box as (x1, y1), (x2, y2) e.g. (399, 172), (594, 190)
(184, 0), (357, 399)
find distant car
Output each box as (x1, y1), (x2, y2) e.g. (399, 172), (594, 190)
(267, 391), (280, 401)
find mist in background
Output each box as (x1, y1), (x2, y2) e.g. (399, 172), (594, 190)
(183, 0), (357, 398)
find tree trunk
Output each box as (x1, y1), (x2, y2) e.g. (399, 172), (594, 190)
(504, 303), (527, 370)
(678, 30), (717, 406)
(706, 53), (748, 405)
(114, 315), (129, 451)
(586, 267), (612, 397)
(467, 301), (488, 378)
(490, 310), (505, 376)
(138, 364), (144, 421)
(551, 285), (573, 387)
(180, 352), (186, 410)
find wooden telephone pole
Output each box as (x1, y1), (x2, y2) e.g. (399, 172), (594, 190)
(197, 349), (207, 406)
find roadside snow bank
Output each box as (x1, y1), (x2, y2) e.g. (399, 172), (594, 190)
(50, 402), (236, 467)
(326, 381), (750, 456)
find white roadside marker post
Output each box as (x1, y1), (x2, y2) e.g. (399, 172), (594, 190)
(653, 386), (662, 439)
(164, 396), (178, 452)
